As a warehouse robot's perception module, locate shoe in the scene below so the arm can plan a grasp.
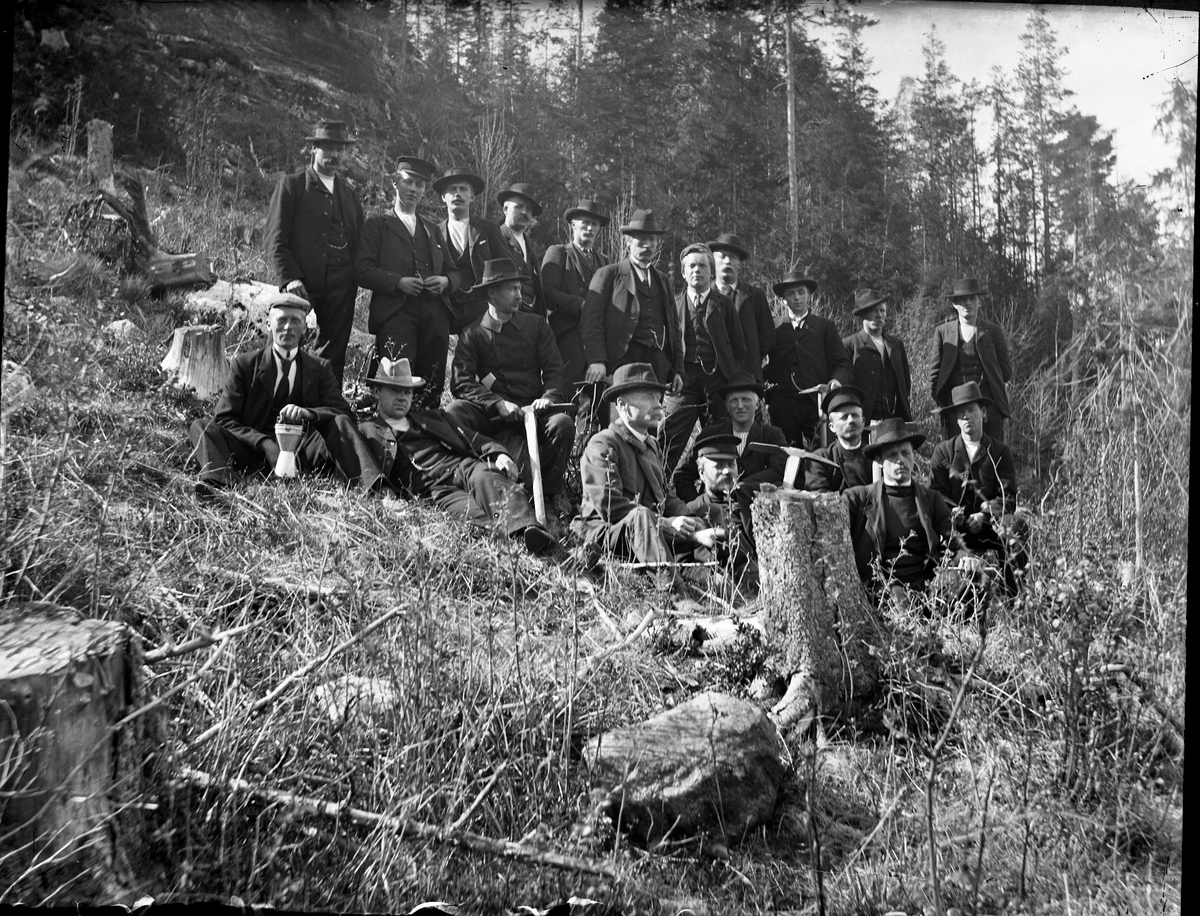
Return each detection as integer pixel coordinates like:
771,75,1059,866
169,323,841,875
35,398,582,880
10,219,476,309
194,476,228,500
521,525,556,556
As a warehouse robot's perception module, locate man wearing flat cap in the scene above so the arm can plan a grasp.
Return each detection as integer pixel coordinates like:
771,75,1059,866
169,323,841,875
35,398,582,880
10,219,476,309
188,295,373,495
805,386,874,493
764,270,853,448
435,167,509,332
357,357,556,555
843,288,912,428
355,155,461,409
496,183,545,315
581,209,683,399
447,258,573,509
264,119,365,385
708,232,776,381
541,199,610,384
683,432,757,584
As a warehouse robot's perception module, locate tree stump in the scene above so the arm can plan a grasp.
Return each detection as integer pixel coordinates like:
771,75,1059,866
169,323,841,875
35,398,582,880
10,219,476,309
86,119,117,196
161,324,229,400
751,489,885,728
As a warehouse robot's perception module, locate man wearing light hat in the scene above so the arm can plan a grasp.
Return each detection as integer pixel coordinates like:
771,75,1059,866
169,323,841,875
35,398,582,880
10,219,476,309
496,183,545,315
541,199,610,384
188,295,371,495
357,357,556,555
843,288,912,427
264,119,365,385
805,385,873,493
355,155,461,409
708,232,776,380
435,166,509,332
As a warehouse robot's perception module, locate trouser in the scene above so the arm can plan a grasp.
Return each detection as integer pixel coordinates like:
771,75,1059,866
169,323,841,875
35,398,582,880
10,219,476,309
429,463,540,536
308,263,358,385
443,400,574,498
661,363,729,479
587,505,678,565
765,392,820,449
373,296,453,410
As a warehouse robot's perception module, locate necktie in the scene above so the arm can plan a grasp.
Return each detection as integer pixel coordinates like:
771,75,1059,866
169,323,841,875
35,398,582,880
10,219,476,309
272,356,293,417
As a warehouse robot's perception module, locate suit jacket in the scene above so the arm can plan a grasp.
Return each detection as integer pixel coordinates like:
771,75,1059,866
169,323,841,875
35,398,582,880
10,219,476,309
843,329,913,424
450,310,567,409
357,410,510,492
541,243,606,381
929,434,1018,516
929,318,1012,417
844,479,958,584
498,224,544,315
355,212,462,335
265,167,365,291
724,283,776,380
442,215,509,332
675,288,747,380
765,313,854,399
673,419,788,500
805,440,873,493
213,347,352,453
581,259,683,380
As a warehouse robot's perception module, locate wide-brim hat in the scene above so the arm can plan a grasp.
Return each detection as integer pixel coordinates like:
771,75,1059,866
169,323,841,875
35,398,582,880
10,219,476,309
947,277,989,300
305,120,356,144
496,183,543,216
563,199,610,226
939,381,994,413
268,291,313,314
853,288,888,315
619,209,667,235
600,362,669,403
692,433,741,461
469,258,522,293
707,232,750,261
822,385,865,415
717,371,765,398
368,357,426,390
394,156,439,182
863,418,926,461
772,270,818,297
432,167,485,195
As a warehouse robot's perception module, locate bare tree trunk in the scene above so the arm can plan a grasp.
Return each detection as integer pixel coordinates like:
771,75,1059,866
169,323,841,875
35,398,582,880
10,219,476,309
784,3,799,250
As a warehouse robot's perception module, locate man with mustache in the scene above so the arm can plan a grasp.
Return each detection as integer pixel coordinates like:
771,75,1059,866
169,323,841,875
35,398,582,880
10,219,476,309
264,120,365,385
708,232,776,380
496,183,545,315
805,386,874,492
435,167,509,333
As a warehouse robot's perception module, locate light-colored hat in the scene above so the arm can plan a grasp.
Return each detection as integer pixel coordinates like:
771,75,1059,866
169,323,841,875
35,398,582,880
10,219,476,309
367,357,426,390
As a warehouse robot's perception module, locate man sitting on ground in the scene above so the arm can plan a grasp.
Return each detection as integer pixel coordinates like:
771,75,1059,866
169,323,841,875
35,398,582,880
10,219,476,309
684,433,757,585
805,386,873,492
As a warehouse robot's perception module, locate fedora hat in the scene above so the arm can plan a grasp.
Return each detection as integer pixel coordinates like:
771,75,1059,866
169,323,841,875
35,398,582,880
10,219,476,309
717,370,765,398
822,385,864,415
852,288,888,315
469,258,522,293
863,418,926,461
600,362,669,403
692,433,741,461
268,291,312,314
394,156,438,182
305,120,356,144
496,183,543,216
706,232,750,261
563,199,610,226
772,269,818,297
939,381,994,413
946,277,989,299
367,357,426,390
619,209,667,235
432,167,485,195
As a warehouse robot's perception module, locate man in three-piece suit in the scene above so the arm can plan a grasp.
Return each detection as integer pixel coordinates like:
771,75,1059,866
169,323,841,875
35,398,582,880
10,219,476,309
435,167,509,333
843,288,912,428
708,232,776,381
496,183,544,315
264,120,365,385
541,199,610,384
355,156,461,409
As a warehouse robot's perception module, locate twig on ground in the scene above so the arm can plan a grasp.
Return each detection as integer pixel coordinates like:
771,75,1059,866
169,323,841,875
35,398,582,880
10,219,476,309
449,762,509,833
143,621,257,662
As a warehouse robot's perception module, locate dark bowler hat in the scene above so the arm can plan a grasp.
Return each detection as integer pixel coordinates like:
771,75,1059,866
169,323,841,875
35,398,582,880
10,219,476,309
601,362,669,402
563,199,610,226
268,291,312,314
305,120,356,144
772,269,818,297
717,371,765,398
496,183,543,216
619,209,667,235
822,385,864,415
707,232,750,261
693,433,741,461
947,277,989,299
939,381,994,412
863,418,926,461
367,357,426,390
853,288,888,315
469,258,522,293
432,167,485,195
394,156,438,182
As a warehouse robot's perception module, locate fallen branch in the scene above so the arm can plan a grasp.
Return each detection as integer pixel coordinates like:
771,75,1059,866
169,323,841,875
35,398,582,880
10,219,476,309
177,767,617,878
143,622,257,663
448,762,509,833
195,563,351,601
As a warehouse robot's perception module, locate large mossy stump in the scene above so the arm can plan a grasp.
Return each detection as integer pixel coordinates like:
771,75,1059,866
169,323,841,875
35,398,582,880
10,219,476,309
752,489,885,727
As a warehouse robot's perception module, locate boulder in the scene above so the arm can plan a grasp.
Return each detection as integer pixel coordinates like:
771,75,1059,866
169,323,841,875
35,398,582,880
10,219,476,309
105,318,146,341
583,691,787,842
313,675,399,725
183,278,289,333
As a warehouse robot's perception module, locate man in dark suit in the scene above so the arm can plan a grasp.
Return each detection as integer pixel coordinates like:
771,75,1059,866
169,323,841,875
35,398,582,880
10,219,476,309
435,167,509,332
355,156,461,409
264,120,365,384
930,277,1012,441
843,288,912,428
188,295,372,495
496,183,544,315
541,199,610,385
709,232,776,381
683,433,757,585
358,357,555,555
805,386,874,493
764,270,854,448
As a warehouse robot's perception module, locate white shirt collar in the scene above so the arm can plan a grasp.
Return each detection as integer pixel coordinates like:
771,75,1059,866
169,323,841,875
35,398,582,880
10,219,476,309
790,309,810,328
394,207,418,234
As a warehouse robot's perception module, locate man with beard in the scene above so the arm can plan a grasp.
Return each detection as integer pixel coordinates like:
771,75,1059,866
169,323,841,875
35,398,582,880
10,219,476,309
496,183,544,315
541,199,610,384
684,432,757,585
708,232,776,380
435,166,509,332
805,386,874,492
843,288,912,428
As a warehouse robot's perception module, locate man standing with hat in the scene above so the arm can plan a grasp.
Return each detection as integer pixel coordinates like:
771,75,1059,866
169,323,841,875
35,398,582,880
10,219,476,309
805,385,874,493
930,278,1012,442
541,199,610,384
764,270,853,448
843,288,912,428
264,119,365,385
708,232,776,380
188,294,373,495
581,209,683,396
496,183,545,315
355,155,460,409
447,258,573,510
435,166,509,332
572,363,709,565
357,357,555,555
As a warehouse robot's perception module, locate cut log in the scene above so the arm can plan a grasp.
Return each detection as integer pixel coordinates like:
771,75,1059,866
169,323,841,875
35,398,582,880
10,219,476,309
161,324,228,400
751,489,885,728
86,119,117,197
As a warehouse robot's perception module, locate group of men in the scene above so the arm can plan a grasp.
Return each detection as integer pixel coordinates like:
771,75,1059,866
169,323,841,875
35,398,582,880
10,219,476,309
191,119,1024,600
